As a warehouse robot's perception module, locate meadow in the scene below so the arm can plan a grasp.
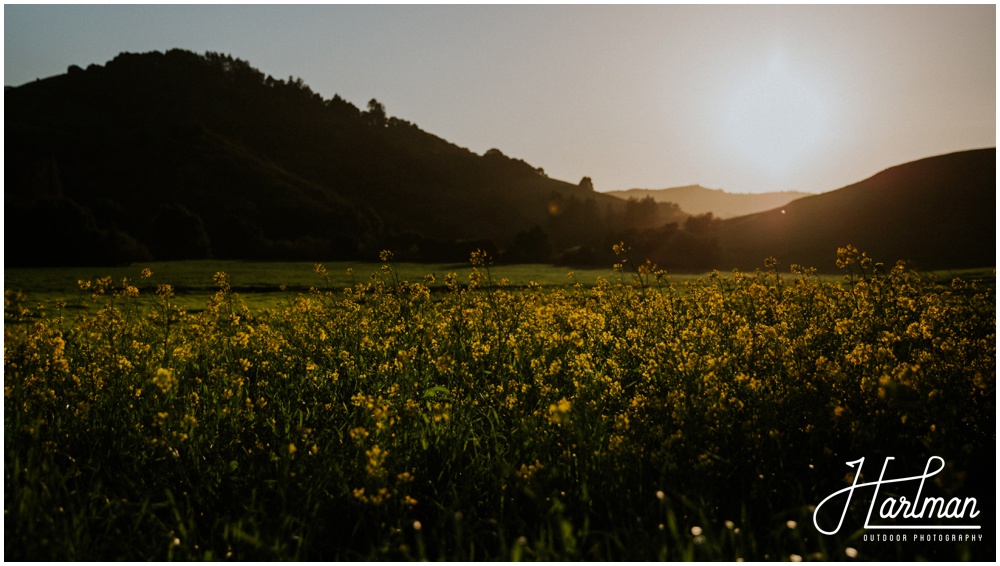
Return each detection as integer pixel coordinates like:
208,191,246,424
4,260,627,315
4,247,995,560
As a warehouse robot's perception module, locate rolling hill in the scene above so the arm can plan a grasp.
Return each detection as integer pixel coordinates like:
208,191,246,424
4,49,994,272
6,49,681,266
716,148,995,272
605,185,811,219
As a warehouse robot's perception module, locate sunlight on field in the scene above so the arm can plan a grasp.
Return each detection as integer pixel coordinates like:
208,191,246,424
4,249,995,560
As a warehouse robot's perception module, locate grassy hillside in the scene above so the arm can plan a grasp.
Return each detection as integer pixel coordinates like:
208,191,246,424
5,50,993,272
716,149,995,271
6,50,677,266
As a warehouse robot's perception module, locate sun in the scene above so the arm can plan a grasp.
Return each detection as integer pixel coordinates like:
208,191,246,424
720,61,833,183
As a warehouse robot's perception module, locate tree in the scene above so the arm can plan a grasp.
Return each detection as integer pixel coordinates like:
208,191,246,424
146,203,212,260
504,225,553,263
365,98,387,128
624,196,660,230
684,212,720,235
579,176,595,191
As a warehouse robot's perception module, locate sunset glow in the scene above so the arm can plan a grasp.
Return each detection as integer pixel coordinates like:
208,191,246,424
5,5,995,561
4,5,993,194
719,56,835,182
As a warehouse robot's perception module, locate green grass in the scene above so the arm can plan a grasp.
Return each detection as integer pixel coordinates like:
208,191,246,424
5,260,625,314
9,259,990,317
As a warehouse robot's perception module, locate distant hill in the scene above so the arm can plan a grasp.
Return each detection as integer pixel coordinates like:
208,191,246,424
4,50,993,272
716,148,995,272
6,49,684,266
605,185,811,219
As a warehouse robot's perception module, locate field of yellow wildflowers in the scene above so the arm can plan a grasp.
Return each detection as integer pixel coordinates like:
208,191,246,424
4,247,994,560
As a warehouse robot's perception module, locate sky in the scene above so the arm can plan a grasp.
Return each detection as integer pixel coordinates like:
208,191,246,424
4,4,995,194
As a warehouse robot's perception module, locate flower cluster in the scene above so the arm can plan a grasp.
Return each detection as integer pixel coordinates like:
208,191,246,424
4,248,993,561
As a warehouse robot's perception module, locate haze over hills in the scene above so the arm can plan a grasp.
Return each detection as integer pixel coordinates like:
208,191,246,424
4,49,995,272
605,186,812,219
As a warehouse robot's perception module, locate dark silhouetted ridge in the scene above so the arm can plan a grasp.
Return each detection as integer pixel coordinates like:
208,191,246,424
6,49,657,266
717,148,995,271
5,50,993,271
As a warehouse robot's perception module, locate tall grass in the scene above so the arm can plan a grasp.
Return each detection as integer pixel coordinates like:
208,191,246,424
4,247,994,560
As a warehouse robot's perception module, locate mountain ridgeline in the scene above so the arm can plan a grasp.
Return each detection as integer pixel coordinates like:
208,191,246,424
5,49,995,271
6,49,690,267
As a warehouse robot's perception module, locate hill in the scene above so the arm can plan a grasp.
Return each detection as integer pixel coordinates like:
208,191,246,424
605,185,811,219
5,49,685,266
5,50,993,272
716,148,995,271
